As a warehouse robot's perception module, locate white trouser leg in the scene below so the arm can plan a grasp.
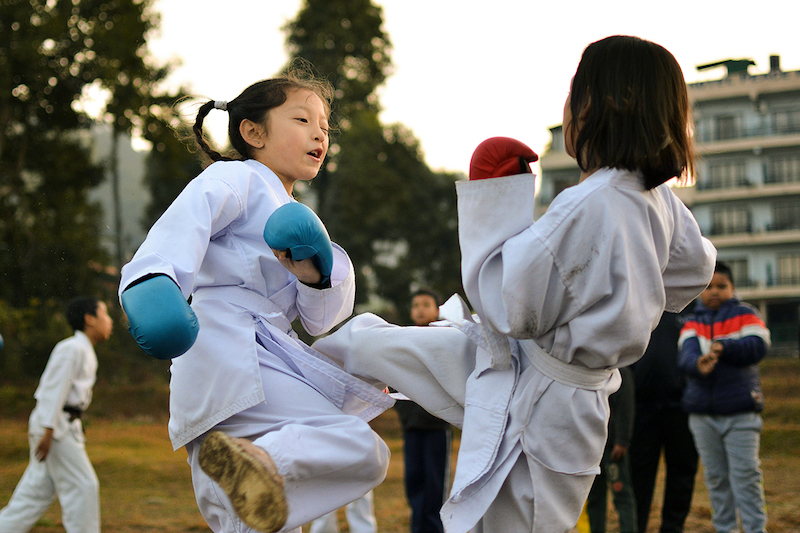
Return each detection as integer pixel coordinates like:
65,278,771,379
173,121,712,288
313,313,476,427
0,434,58,533
49,431,100,533
344,490,377,533
309,509,339,533
187,349,389,533
0,430,99,533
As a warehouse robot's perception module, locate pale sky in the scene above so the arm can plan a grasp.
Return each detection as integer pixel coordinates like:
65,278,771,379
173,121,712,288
148,0,800,175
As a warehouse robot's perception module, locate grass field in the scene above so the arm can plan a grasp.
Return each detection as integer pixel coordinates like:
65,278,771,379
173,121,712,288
0,357,797,532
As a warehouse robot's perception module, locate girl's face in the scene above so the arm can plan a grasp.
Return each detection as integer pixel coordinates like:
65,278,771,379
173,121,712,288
257,88,329,194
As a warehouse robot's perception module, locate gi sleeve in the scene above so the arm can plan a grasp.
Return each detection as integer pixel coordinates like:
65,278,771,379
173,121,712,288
662,192,716,313
295,243,356,336
456,174,569,339
34,341,79,430
119,169,245,298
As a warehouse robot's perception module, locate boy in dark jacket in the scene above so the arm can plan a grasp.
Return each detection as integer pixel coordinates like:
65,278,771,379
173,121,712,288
678,261,771,533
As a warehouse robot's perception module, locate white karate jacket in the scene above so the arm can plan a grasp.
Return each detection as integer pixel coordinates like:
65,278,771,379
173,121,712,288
441,168,716,530
119,160,391,450
30,330,97,442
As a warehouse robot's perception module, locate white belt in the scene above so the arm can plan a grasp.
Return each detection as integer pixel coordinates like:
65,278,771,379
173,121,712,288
519,339,613,390
192,285,294,333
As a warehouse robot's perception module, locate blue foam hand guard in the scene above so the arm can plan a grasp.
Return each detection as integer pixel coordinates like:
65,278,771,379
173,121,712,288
121,274,199,360
263,202,333,283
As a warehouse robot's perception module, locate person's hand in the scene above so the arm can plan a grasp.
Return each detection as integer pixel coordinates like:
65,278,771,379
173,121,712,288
710,341,724,358
611,444,628,461
697,351,719,376
35,429,54,462
469,137,538,180
271,249,323,286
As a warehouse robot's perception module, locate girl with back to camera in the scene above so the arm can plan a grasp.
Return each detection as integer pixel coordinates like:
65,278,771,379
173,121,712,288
118,65,393,533
314,35,717,532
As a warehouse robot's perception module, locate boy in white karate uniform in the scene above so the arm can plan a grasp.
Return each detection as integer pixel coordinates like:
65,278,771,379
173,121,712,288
0,297,113,533
314,36,717,533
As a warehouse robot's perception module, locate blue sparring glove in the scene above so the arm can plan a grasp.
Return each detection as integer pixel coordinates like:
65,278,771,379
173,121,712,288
263,202,333,284
121,274,199,360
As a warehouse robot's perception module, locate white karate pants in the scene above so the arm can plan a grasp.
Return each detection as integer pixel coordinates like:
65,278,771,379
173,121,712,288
314,313,612,533
309,490,377,533
185,348,390,533
0,429,100,533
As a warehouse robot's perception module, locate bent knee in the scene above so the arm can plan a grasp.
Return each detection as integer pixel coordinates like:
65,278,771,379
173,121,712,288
342,419,390,486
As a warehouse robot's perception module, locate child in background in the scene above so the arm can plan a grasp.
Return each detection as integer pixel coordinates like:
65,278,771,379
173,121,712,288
315,35,717,533
396,290,451,533
678,261,771,533
585,366,637,533
118,65,392,533
0,297,113,533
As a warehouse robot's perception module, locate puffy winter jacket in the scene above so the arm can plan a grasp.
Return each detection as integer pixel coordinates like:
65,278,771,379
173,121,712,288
678,297,770,415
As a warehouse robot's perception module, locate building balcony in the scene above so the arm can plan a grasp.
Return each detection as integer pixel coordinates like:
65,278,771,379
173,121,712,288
698,123,800,144
708,227,800,248
738,281,800,301
694,130,800,156
673,179,800,206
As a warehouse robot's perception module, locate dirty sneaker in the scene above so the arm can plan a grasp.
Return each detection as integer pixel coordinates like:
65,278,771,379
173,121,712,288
199,431,288,532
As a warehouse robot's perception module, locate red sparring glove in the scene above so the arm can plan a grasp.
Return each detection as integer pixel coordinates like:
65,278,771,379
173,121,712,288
469,137,539,180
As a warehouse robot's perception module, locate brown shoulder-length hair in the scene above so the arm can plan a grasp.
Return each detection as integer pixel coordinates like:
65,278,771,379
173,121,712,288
568,35,695,189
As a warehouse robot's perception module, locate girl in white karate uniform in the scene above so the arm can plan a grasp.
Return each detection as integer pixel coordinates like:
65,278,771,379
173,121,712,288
314,35,717,533
119,67,392,533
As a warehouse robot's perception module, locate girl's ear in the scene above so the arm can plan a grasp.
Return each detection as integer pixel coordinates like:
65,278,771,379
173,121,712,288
239,119,266,149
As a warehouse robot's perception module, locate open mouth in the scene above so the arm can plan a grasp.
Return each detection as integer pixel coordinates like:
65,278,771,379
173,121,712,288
308,149,322,159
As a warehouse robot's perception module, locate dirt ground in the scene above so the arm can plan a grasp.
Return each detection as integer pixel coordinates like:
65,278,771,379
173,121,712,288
0,357,797,532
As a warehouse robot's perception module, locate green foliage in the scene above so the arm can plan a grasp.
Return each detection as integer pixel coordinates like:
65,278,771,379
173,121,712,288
285,0,464,320
140,105,205,228
0,0,182,379
284,0,392,115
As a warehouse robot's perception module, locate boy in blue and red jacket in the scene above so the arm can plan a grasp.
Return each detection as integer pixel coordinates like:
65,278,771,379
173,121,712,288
678,261,770,533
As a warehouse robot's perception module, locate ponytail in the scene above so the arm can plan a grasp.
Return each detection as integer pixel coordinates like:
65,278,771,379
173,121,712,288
191,61,334,163
192,100,234,162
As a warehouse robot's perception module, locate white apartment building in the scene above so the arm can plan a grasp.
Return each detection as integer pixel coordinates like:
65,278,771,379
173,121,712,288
537,55,800,354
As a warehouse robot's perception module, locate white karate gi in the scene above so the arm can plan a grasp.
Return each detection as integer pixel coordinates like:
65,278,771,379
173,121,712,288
119,160,393,532
0,330,100,533
315,169,716,533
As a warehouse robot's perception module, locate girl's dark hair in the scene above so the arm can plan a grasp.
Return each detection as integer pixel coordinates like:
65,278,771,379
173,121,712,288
66,297,99,331
568,35,695,189
193,61,334,162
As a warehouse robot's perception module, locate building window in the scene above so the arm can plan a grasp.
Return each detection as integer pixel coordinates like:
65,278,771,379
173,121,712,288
715,115,739,140
702,159,748,190
725,258,752,287
711,205,750,235
777,254,800,286
771,202,800,231
765,153,800,184
539,168,580,205
774,108,800,134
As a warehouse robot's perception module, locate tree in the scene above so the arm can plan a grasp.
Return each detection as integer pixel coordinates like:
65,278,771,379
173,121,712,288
140,104,205,229
0,0,176,379
284,0,463,320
